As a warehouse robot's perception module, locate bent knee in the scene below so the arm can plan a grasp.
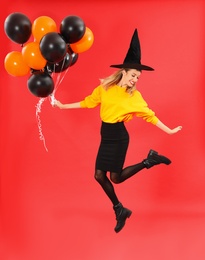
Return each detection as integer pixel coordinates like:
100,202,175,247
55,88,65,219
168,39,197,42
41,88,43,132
110,173,121,184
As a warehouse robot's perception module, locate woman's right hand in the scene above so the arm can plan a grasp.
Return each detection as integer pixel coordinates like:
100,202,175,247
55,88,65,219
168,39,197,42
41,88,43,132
53,100,64,109
52,101,81,109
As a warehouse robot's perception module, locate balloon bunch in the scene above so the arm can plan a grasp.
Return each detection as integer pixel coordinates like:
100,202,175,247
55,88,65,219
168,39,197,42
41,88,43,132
4,12,94,98
4,12,94,151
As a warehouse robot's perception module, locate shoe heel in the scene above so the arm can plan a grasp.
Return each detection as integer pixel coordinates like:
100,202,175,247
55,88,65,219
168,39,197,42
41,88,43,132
150,149,158,156
127,210,132,218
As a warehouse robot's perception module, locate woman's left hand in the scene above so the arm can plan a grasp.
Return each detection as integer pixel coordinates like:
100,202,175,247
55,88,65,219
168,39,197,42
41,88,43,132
156,120,182,134
169,126,182,134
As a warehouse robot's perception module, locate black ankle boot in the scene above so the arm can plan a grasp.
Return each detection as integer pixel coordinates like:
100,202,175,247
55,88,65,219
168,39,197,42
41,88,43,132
113,202,132,233
143,149,171,169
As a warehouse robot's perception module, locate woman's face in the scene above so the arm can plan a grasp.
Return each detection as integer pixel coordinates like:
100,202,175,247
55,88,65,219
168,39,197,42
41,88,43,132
121,69,141,87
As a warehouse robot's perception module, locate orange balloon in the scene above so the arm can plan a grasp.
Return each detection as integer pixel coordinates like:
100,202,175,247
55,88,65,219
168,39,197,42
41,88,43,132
32,16,57,42
70,27,94,53
22,42,47,70
4,51,30,77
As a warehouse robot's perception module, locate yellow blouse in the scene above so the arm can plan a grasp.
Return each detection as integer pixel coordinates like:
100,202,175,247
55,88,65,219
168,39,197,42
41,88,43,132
80,85,159,125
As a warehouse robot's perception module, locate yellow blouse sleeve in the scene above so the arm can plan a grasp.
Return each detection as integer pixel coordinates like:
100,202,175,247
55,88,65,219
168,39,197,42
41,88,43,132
135,91,159,125
80,86,101,108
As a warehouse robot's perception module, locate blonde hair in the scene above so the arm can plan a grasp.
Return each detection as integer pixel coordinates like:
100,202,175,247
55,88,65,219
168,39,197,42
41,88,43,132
100,68,136,95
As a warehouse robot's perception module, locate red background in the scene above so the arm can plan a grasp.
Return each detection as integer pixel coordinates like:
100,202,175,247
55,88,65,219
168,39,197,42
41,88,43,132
1,0,205,259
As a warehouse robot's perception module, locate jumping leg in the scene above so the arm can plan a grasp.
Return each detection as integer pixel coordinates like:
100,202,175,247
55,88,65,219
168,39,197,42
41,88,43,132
94,169,119,206
94,169,132,233
110,149,171,184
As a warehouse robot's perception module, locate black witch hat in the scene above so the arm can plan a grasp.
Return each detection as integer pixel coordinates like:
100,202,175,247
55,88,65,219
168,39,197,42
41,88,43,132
110,29,154,71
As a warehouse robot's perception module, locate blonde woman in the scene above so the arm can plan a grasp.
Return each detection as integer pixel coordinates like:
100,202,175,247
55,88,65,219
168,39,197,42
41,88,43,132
53,30,182,233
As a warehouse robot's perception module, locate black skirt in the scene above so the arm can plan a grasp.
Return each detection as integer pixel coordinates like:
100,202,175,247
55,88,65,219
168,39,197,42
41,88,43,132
95,121,129,173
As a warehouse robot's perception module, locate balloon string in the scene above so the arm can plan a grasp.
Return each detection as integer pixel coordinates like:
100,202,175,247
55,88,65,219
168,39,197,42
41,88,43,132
57,67,69,87
37,63,68,150
35,98,48,152
49,58,71,104
53,56,70,90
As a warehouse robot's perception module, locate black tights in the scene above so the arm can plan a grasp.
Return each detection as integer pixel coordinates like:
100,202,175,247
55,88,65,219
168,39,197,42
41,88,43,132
94,162,145,206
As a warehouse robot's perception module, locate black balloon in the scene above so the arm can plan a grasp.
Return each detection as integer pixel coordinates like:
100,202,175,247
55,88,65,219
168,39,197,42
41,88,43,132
47,51,79,73
46,54,70,73
4,12,32,44
40,32,67,63
60,15,85,44
27,72,54,97
67,47,78,66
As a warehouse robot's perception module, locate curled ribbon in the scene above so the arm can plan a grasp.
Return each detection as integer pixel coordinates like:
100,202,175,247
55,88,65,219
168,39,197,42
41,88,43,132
35,98,48,152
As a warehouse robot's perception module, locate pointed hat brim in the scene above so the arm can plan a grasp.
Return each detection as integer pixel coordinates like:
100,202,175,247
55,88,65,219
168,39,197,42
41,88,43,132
110,63,154,71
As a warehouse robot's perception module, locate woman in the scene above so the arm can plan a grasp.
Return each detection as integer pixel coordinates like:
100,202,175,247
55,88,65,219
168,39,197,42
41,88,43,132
53,29,182,233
